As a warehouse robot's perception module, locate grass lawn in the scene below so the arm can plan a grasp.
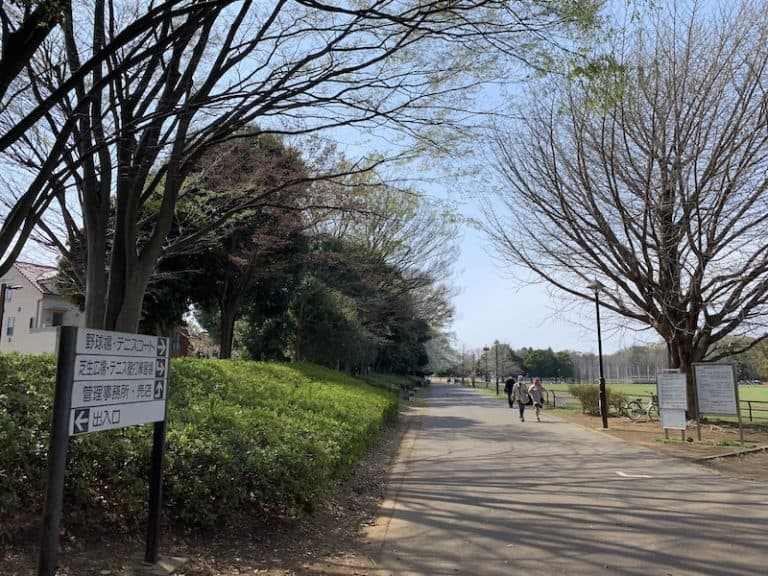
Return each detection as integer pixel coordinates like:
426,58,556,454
548,381,768,423
547,382,768,400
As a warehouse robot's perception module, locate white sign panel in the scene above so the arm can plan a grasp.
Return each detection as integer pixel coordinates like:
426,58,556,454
67,328,170,436
74,355,167,381
76,328,168,358
661,408,686,430
71,379,166,408
657,371,687,410
69,401,166,435
694,363,738,415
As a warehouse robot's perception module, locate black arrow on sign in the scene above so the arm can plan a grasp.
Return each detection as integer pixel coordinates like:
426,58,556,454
157,337,168,356
73,408,90,434
155,359,166,378
154,380,164,399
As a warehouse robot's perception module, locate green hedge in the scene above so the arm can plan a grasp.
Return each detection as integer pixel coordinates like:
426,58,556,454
567,383,627,416
0,354,398,533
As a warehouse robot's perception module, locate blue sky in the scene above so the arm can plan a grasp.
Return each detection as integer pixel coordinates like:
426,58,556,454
449,227,621,355
446,200,659,356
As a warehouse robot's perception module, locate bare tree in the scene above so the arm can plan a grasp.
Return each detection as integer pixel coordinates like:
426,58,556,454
0,2,231,269
484,2,768,412
0,1,63,102
2,0,603,332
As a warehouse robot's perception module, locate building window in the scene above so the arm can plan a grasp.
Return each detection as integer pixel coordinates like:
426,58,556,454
51,311,64,327
6,316,15,336
29,317,36,329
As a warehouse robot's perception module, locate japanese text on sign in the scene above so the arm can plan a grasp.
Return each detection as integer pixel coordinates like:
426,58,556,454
76,356,159,379
694,363,738,415
657,371,687,410
69,401,166,435
74,355,168,381
75,328,168,358
71,379,165,408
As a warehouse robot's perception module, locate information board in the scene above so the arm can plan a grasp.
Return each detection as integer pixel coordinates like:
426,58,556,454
67,328,170,435
694,363,738,415
661,409,686,430
657,370,687,410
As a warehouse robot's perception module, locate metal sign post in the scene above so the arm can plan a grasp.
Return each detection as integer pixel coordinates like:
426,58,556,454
38,327,77,576
145,406,169,563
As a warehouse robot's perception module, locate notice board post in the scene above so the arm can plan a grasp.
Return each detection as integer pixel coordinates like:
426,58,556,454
693,363,744,445
657,370,687,442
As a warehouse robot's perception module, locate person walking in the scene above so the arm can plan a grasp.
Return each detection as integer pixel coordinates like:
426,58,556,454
528,377,547,422
512,376,531,421
504,377,515,408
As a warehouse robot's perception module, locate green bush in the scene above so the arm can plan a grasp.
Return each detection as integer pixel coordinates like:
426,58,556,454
0,354,398,533
362,373,422,393
0,354,58,515
610,390,629,414
567,383,627,416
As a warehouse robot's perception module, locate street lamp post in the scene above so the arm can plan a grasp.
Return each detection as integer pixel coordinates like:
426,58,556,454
482,346,490,388
494,343,500,396
587,279,609,429
0,283,22,351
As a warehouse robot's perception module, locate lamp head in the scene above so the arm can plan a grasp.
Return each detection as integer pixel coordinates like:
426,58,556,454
586,278,604,293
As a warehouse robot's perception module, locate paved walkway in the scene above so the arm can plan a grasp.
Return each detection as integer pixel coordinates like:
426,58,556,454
365,382,768,575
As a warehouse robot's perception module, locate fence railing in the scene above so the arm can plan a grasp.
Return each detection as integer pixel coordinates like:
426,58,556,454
550,392,768,422
744,400,768,422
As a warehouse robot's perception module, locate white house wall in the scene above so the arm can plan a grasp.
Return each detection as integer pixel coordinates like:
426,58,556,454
1,267,84,355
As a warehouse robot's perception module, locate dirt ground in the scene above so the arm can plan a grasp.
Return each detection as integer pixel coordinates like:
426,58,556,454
554,409,768,482
3,398,767,576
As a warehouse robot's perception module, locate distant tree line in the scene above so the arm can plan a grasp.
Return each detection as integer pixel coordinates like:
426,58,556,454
446,337,768,384
448,343,575,382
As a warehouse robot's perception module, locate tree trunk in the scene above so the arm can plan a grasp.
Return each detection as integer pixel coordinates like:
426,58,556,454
83,237,107,328
668,337,701,418
219,306,236,359
218,280,245,359
294,295,305,363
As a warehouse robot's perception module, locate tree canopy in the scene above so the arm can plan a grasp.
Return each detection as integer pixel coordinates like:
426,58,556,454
1,0,604,335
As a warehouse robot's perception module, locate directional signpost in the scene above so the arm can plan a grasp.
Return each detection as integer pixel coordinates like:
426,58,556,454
39,327,172,576
69,329,169,435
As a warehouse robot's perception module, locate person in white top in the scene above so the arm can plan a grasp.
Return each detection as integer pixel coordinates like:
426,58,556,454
527,377,547,422
511,376,531,421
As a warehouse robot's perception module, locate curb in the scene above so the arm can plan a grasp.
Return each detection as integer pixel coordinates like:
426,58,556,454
692,444,768,461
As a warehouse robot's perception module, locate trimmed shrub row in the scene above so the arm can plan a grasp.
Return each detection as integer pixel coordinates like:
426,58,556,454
0,354,398,533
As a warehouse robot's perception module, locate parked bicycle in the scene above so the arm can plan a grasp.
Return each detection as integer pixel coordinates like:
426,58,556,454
622,394,659,422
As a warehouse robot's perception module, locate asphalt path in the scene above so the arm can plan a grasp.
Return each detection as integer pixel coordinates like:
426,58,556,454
366,381,768,575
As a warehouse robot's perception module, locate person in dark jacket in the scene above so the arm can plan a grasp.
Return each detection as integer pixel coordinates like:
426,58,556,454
504,377,516,408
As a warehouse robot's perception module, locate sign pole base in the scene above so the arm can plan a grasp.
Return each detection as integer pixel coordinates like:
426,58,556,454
128,554,189,576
